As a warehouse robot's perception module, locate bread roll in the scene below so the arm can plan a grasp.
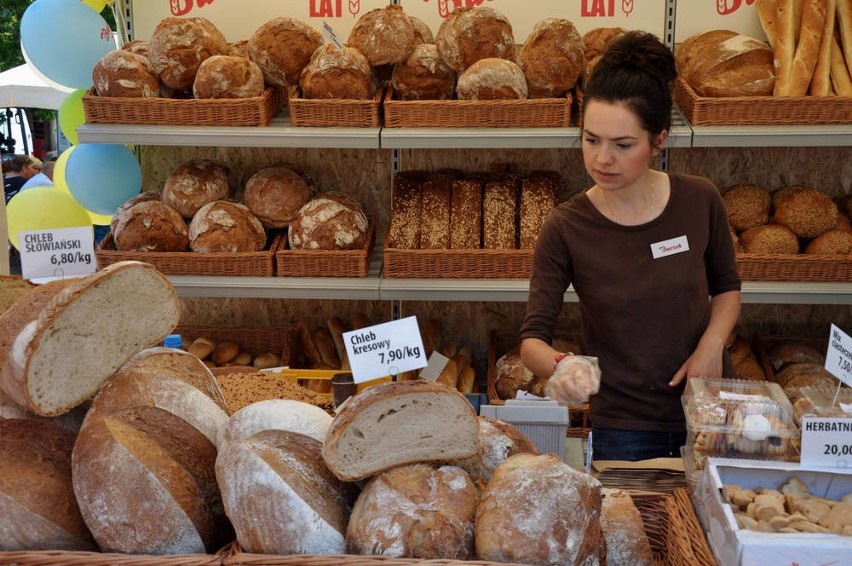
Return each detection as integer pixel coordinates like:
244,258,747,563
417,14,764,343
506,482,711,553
188,336,217,359
391,43,456,100
805,228,852,254
348,5,416,66
212,341,240,365
217,430,354,555
148,17,227,91
601,489,653,566
436,7,515,73
722,183,771,231
456,58,528,100
219,399,333,447
288,196,369,251
739,224,800,254
347,464,478,559
519,18,584,98
483,175,518,249
419,174,452,249
452,416,540,484
0,262,179,416
299,44,376,100
244,166,312,229
475,453,605,565
388,171,424,249
774,187,838,238
321,381,479,481
193,54,264,99
92,49,159,98
163,159,230,220
0,419,96,551
676,30,775,96
189,200,267,253
252,352,281,370
111,199,189,252
248,17,324,88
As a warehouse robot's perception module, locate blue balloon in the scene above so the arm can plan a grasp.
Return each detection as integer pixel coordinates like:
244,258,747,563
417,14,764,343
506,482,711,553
20,0,115,91
65,144,142,215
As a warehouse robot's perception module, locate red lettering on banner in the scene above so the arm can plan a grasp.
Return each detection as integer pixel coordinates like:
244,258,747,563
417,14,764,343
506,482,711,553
169,0,215,17
717,0,756,16
582,0,616,17
430,0,490,19
349,0,358,17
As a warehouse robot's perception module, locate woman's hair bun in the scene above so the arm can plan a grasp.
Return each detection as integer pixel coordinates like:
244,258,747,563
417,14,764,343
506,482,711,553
597,30,677,87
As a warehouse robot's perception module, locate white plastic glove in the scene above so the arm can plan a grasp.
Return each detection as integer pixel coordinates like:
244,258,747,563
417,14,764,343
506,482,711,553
544,355,601,405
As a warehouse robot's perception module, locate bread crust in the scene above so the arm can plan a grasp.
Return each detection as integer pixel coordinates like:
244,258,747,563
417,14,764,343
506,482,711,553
112,199,189,252
436,7,515,73
247,17,323,88
163,159,230,220
519,18,584,98
456,58,528,100
300,44,376,100
148,17,226,91
347,5,416,66
244,167,311,229
391,43,456,101
189,201,267,253
93,49,159,98
193,55,264,99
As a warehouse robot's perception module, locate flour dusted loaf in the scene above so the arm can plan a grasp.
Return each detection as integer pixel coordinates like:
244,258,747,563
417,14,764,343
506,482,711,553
476,453,605,565
92,49,159,98
322,381,480,481
0,419,95,551
299,44,376,99
409,15,434,44
243,166,312,229
219,399,333,447
111,197,189,252
391,43,456,100
676,30,775,96
193,54,264,99
248,17,324,88
456,58,528,100
601,489,653,566
0,262,179,416
189,200,267,253
216,429,354,555
347,464,478,559
288,195,369,251
348,5,416,66
148,17,227,91
436,7,515,73
582,27,625,84
452,416,540,485
163,159,231,219
72,348,232,554
519,18,584,98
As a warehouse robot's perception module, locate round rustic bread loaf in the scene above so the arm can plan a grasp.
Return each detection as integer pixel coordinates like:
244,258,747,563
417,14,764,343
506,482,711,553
391,43,456,100
409,15,434,44
228,40,250,59
675,30,774,96
163,159,230,219
347,464,478,559
189,200,266,253
110,191,162,235
519,18,584,98
774,187,838,239
219,399,333,447
436,6,515,73
348,5,416,66
456,57,528,100
288,196,369,250
768,342,825,371
493,346,534,399
193,55,264,99
581,27,625,85
739,224,800,254
122,39,150,58
111,199,189,252
148,17,227,91
92,49,159,98
248,17,324,88
299,44,376,99
805,228,852,254
243,166,312,228
722,184,771,231
452,416,540,485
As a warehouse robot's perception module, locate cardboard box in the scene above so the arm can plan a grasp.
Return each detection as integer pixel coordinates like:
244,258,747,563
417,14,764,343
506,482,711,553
480,399,568,461
694,458,852,566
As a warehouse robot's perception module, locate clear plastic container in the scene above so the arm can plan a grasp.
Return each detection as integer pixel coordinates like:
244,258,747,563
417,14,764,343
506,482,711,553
682,378,799,462
790,385,852,425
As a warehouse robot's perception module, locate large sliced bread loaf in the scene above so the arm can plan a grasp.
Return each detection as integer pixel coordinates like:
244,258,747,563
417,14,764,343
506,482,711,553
322,380,480,481
219,398,333,447
1,261,180,416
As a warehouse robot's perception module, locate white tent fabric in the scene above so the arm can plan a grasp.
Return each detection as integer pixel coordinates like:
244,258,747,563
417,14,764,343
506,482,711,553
0,64,68,110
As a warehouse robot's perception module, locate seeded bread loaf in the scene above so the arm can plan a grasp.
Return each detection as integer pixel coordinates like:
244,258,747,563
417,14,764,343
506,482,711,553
449,177,483,249
388,171,424,249
519,172,561,249
419,174,452,249
483,175,517,249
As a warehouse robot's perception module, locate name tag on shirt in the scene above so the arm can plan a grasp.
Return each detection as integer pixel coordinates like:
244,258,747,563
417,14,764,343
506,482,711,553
651,235,689,259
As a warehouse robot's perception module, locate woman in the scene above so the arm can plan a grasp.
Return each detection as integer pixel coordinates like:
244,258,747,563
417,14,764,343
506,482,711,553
519,31,741,461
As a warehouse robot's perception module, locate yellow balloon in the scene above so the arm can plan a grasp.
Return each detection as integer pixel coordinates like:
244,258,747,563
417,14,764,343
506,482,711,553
81,0,110,12
53,146,112,225
59,89,87,146
7,186,93,250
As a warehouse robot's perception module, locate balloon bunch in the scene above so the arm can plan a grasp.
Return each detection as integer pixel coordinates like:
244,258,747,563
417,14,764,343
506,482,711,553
8,0,140,250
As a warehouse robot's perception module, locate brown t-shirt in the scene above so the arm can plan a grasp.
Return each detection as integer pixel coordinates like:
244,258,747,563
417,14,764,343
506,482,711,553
520,173,741,431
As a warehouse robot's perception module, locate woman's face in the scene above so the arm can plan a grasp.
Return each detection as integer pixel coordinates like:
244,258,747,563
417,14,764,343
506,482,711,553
581,100,665,192
23,162,40,179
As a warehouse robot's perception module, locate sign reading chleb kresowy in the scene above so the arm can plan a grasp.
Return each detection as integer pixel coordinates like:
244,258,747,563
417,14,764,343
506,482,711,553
343,316,427,383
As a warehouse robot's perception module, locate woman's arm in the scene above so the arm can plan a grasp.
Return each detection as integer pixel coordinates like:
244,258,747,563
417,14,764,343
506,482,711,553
520,337,564,380
669,289,741,386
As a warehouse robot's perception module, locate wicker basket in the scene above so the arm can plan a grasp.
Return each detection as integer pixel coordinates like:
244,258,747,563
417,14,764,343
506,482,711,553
82,87,282,127
674,78,852,126
736,252,852,281
383,87,572,128
96,232,281,277
276,221,376,277
175,325,299,366
288,87,383,128
671,488,718,566
382,244,534,279
751,333,829,384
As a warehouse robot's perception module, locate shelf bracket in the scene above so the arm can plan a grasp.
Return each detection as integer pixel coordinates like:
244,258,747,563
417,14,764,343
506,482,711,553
390,299,402,320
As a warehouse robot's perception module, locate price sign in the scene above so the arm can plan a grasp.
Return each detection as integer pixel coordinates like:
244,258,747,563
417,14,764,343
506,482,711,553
800,417,852,468
19,227,96,279
343,316,427,383
826,324,852,388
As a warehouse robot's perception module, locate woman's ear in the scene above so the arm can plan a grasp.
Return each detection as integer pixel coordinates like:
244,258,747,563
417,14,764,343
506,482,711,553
651,129,669,155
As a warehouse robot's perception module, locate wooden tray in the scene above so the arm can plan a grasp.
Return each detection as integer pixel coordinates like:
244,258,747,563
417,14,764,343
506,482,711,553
276,221,375,277
382,244,534,279
288,87,383,128
736,252,852,282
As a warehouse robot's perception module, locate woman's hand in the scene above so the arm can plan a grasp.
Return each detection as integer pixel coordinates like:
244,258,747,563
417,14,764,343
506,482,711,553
669,340,724,387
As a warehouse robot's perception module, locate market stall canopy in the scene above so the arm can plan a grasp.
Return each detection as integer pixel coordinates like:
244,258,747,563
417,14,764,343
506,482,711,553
0,64,68,110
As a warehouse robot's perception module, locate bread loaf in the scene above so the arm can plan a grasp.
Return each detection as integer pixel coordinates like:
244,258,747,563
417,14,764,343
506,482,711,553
322,381,480,481
452,416,540,484
475,453,605,565
163,159,230,220
493,347,534,399
830,32,852,95
449,177,483,249
582,27,626,84
299,44,376,100
456,58,528,100
0,262,180,416
348,5,416,66
122,39,150,58
314,327,341,369
347,464,478,559
519,172,561,249
809,0,836,96
774,186,838,238
391,43,456,100
244,166,312,229
247,17,323,88
110,191,162,233
739,224,800,254
769,341,825,371
148,17,227,91
601,489,653,566
419,174,452,249
774,0,798,95
92,49,159,98
0,419,96,551
388,171,424,249
193,55,264,99
676,30,775,96
288,196,369,251
436,7,515,73
219,399,333,446
519,18,584,98
111,198,189,252
409,15,434,44
789,0,829,96
483,175,518,249
189,200,267,253
326,316,351,371
722,183,771,231
805,228,852,254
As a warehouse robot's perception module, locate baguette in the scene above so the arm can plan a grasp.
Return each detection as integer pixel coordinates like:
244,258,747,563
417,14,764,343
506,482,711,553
457,365,476,394
809,0,836,95
789,0,828,95
435,358,459,389
838,0,852,77
774,0,798,95
314,327,341,369
297,320,321,366
830,33,852,95
756,0,780,49
327,316,350,371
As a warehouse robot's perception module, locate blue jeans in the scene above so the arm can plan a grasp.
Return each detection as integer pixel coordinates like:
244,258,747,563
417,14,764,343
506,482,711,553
591,426,686,462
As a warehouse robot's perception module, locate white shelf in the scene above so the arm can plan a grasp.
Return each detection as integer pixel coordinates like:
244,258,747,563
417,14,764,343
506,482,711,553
689,124,852,148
